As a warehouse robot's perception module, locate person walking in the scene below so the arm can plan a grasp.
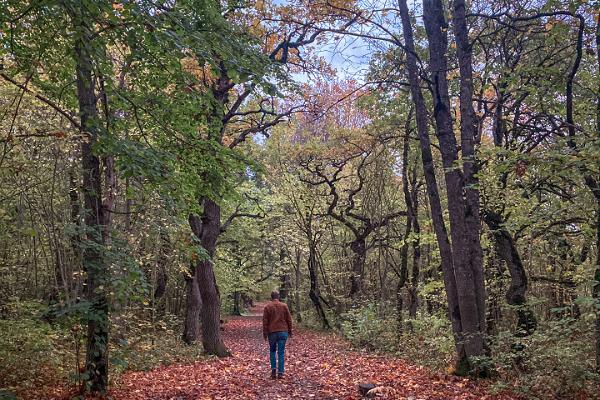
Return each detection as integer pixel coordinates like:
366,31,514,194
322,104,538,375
262,290,293,379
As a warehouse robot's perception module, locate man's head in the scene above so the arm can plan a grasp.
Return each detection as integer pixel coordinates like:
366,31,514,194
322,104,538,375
271,290,280,301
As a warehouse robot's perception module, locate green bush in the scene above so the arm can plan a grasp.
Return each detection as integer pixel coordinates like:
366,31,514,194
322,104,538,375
341,304,396,350
394,313,455,371
0,300,208,396
110,310,207,374
337,303,599,398
490,316,600,399
0,300,73,392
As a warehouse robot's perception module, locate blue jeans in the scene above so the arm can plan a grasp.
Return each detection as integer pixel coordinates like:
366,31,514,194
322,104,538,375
268,331,288,374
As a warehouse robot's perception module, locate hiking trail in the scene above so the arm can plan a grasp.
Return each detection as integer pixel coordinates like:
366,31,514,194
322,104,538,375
111,303,516,399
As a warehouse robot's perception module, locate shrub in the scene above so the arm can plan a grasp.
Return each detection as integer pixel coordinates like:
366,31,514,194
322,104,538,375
490,316,600,399
0,300,73,394
341,304,396,351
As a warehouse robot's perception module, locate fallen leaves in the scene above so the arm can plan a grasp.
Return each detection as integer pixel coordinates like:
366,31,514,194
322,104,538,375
35,303,520,399
106,303,519,399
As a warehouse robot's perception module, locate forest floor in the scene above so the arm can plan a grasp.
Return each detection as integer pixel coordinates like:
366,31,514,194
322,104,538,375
108,302,518,400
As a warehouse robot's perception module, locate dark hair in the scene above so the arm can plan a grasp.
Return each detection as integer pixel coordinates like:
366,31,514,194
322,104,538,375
271,290,280,300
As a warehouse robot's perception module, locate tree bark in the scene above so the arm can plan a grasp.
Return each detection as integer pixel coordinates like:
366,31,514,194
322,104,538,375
308,241,329,328
409,172,421,319
295,248,302,322
232,291,242,316
594,197,600,371
280,273,292,309
349,237,367,301
154,229,169,315
193,198,230,356
422,0,486,373
483,210,536,335
68,171,82,297
451,0,486,338
398,0,463,363
182,265,201,344
70,6,109,392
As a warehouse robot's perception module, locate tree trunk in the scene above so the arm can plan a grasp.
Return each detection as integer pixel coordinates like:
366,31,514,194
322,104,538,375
409,173,421,319
401,126,420,321
308,241,329,328
71,6,109,392
280,273,292,309
423,0,486,373
68,171,82,297
154,229,169,315
194,198,230,356
349,237,366,301
396,280,404,336
232,291,242,316
295,248,302,322
183,265,201,344
398,0,463,364
483,210,536,335
452,0,487,344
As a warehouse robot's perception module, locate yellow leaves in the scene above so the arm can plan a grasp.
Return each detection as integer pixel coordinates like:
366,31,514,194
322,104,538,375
180,57,216,90
112,2,124,12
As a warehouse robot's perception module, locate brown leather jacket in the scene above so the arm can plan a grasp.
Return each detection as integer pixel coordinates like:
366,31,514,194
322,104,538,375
262,300,293,338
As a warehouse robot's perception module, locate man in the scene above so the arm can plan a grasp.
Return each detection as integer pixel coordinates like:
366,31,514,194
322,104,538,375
262,290,293,379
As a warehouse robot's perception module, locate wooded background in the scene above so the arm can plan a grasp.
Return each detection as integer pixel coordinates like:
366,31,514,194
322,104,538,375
0,0,599,398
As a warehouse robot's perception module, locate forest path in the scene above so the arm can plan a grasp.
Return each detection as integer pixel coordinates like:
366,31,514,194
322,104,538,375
111,302,515,400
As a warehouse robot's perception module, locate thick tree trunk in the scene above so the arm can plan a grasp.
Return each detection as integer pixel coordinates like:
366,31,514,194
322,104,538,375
398,0,463,362
71,8,109,392
423,0,486,373
349,237,367,301
182,266,201,344
452,0,487,339
453,0,486,340
194,198,230,356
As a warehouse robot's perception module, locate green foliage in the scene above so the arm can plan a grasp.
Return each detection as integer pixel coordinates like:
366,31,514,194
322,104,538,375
338,304,455,370
111,311,207,373
491,318,600,399
0,300,73,392
340,304,397,351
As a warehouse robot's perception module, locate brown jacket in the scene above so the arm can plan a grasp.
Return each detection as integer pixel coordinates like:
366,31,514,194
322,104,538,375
262,300,293,337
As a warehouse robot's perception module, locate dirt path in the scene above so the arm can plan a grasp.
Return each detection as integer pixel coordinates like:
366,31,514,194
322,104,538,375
111,303,516,399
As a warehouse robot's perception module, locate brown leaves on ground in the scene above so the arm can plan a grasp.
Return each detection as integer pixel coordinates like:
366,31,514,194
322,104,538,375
107,303,518,400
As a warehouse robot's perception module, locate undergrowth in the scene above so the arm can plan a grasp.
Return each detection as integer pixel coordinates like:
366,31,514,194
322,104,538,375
308,302,600,399
0,299,206,398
